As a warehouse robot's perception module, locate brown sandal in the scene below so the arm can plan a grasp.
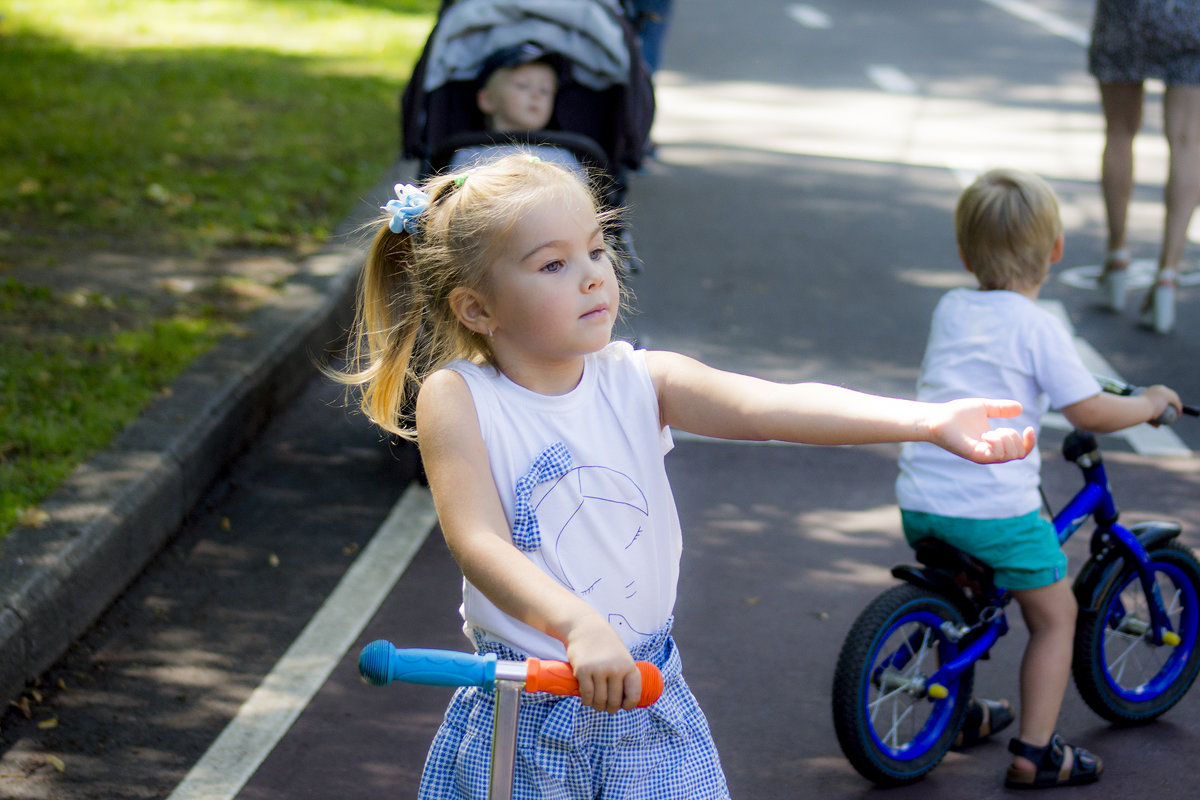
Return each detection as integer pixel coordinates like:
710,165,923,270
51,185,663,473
1004,734,1102,789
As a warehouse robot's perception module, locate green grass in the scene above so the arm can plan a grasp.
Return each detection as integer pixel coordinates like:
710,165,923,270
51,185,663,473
0,0,438,538
1,0,437,252
0,277,234,533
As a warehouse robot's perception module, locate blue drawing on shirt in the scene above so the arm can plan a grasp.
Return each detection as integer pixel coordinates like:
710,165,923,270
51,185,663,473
525,460,653,636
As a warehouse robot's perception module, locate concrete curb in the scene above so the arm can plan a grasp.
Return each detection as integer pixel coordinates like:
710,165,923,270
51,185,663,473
0,242,366,709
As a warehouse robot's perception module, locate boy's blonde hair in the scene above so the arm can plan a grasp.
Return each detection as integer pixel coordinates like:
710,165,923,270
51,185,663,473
955,168,1062,291
336,154,621,439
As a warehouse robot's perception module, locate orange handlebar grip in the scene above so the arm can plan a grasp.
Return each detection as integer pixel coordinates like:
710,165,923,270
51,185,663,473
524,659,664,707
524,658,578,696
635,661,664,706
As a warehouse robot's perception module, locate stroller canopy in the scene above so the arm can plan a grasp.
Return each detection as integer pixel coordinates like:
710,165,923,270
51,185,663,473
423,0,630,92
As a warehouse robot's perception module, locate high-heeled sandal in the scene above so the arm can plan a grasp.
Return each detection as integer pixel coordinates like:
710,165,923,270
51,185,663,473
1139,268,1178,334
1097,249,1130,312
1004,734,1103,789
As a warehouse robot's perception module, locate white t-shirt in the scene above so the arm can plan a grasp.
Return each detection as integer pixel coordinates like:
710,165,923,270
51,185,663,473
446,341,682,659
896,289,1100,519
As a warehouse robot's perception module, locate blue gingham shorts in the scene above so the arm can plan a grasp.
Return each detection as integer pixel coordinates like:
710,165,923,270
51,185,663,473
417,622,731,800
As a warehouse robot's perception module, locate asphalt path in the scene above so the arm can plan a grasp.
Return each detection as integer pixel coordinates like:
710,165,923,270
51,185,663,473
3,0,1200,798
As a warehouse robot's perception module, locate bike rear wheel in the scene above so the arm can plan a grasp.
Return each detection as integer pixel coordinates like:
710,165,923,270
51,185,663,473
1074,542,1200,724
832,583,973,785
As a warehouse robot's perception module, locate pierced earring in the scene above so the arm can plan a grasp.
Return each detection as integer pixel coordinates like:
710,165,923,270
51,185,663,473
486,327,494,338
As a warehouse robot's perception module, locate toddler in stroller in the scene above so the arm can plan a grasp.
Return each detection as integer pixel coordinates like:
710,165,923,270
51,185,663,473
400,0,654,267
447,42,586,178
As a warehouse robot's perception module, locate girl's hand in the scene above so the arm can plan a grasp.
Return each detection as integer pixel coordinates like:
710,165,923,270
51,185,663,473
927,398,1036,464
563,616,641,713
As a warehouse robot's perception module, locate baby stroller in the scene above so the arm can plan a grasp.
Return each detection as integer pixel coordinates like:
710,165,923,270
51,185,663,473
400,0,655,267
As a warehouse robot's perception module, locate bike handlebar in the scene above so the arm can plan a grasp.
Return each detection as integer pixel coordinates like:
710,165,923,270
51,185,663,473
1095,375,1199,425
358,640,664,707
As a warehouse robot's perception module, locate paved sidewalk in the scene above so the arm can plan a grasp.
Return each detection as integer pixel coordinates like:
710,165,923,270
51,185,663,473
0,167,407,709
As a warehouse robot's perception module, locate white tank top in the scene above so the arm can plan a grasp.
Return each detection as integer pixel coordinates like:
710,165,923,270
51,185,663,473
446,341,682,659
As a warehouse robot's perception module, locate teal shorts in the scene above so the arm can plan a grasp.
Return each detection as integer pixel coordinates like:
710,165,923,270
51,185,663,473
900,509,1067,591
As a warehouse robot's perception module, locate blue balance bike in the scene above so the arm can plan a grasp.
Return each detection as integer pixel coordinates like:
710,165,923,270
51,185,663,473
831,380,1200,785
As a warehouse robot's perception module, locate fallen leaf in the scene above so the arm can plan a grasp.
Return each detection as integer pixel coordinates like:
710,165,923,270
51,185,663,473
17,507,50,529
37,717,58,730
220,517,231,531
44,754,65,772
268,553,280,568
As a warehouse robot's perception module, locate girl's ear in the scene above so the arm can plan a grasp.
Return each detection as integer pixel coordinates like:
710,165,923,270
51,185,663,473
449,286,495,336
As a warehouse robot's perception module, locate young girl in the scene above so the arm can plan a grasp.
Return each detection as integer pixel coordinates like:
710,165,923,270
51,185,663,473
338,154,1036,799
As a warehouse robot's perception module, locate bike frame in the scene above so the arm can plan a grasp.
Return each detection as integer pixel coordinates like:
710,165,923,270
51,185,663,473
917,432,1179,694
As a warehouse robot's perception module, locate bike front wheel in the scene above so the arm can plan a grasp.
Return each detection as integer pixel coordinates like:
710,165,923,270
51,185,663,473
1074,542,1200,724
832,583,974,785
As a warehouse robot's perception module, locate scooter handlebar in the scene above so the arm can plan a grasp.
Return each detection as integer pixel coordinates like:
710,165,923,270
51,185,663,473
358,641,664,707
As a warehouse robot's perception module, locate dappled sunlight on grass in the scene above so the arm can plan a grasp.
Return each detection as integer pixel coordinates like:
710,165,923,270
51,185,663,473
6,0,432,66
1,0,436,252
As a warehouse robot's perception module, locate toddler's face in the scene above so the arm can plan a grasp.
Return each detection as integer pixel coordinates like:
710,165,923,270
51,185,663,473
478,62,557,132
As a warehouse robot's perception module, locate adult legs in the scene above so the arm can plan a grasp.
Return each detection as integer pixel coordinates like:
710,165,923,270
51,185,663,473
1009,579,1080,773
628,0,673,74
1097,83,1144,311
1100,82,1145,256
1158,85,1200,274
1139,85,1200,331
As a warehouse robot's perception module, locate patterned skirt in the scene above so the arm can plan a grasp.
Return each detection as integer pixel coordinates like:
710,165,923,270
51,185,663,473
1089,0,1200,85
416,622,730,800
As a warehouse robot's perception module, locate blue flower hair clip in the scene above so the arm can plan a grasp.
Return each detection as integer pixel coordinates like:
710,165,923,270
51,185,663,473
383,183,429,235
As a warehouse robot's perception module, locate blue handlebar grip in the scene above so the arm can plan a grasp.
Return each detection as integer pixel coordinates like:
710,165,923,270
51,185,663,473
358,640,498,688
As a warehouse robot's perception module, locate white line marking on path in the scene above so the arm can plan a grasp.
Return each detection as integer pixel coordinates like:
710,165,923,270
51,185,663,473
978,0,1089,47
165,484,438,800
867,64,918,95
787,4,831,29
1060,260,1200,291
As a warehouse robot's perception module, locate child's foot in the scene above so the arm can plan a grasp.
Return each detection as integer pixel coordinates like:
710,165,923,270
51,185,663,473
1004,734,1102,789
951,697,1013,749
1139,268,1178,334
1097,249,1130,312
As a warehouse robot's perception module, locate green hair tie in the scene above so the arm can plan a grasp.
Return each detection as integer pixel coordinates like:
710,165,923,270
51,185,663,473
453,173,470,188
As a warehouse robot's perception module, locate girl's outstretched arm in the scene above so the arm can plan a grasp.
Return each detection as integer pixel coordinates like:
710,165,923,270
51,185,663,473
646,351,1035,463
416,369,643,713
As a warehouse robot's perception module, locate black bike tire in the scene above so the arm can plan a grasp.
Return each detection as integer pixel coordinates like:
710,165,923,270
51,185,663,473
1074,542,1200,724
832,583,974,785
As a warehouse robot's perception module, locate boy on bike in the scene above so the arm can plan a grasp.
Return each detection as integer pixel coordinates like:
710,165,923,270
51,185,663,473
896,168,1180,789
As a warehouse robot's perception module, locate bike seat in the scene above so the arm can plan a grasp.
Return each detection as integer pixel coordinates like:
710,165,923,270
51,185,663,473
912,537,997,588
